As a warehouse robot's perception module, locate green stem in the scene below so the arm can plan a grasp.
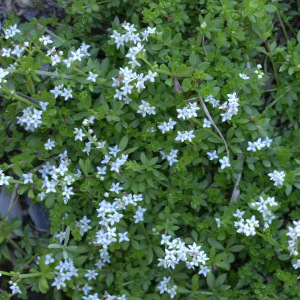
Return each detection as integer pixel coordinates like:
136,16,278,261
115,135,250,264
140,57,174,77
276,10,289,43
37,23,65,43
256,232,282,249
140,223,152,245
0,271,13,276
264,40,279,86
83,0,111,8
278,10,297,38
19,272,43,278
7,238,26,256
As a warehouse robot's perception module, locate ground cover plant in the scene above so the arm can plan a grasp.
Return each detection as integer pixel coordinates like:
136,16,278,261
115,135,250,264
0,0,300,299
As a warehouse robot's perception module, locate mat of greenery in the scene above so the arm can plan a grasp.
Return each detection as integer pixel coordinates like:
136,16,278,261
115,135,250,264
0,0,300,299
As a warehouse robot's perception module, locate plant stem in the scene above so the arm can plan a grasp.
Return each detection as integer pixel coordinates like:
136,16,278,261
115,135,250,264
276,10,289,43
140,223,152,245
0,271,13,276
19,272,43,279
264,40,279,86
7,238,26,256
256,232,283,249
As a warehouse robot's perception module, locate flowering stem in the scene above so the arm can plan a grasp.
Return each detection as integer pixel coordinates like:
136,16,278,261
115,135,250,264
256,232,283,249
37,23,66,43
19,272,43,278
3,68,72,79
0,271,13,276
0,86,40,108
140,57,174,77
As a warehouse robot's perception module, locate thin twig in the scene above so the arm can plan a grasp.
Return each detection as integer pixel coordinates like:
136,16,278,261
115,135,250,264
202,37,208,57
230,154,244,203
192,95,230,158
2,184,19,223
16,93,40,105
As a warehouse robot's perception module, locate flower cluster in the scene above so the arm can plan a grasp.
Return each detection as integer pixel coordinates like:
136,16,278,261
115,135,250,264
175,130,195,143
93,194,144,267
77,216,92,236
160,149,179,166
111,22,157,104
9,281,21,295
4,24,21,39
137,100,156,117
16,106,44,131
176,102,200,120
219,92,239,122
287,220,300,257
158,235,209,274
251,196,278,229
157,277,177,299
158,118,177,134
0,168,11,186
0,68,9,88
50,84,73,101
247,137,273,151
46,42,90,68
37,150,76,203
234,214,259,236
51,259,78,290
110,21,156,49
268,170,286,186
204,95,220,108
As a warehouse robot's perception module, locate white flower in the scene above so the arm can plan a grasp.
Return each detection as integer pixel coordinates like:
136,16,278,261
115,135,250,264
61,88,73,101
44,139,56,150
9,281,21,295
239,73,250,80
108,145,121,158
268,170,285,186
203,118,212,128
110,182,123,194
118,232,129,242
84,269,98,280
207,150,218,160
87,72,99,82
50,54,61,66
39,35,53,46
45,254,55,265
23,173,33,184
233,209,245,219
219,156,230,169
198,265,210,277
73,128,86,141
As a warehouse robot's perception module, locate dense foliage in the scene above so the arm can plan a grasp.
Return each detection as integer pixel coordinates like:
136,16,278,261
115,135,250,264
0,0,300,299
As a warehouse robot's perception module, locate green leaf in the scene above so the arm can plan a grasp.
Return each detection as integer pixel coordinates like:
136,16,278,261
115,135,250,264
208,238,224,250
140,153,148,165
265,4,277,13
174,64,194,78
38,277,49,293
119,135,129,151
228,245,245,252
189,52,198,68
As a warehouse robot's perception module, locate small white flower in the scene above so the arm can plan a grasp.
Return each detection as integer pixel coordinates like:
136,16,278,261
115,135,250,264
219,156,231,169
23,173,33,184
44,139,56,150
239,73,250,80
87,71,99,82
207,150,218,160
